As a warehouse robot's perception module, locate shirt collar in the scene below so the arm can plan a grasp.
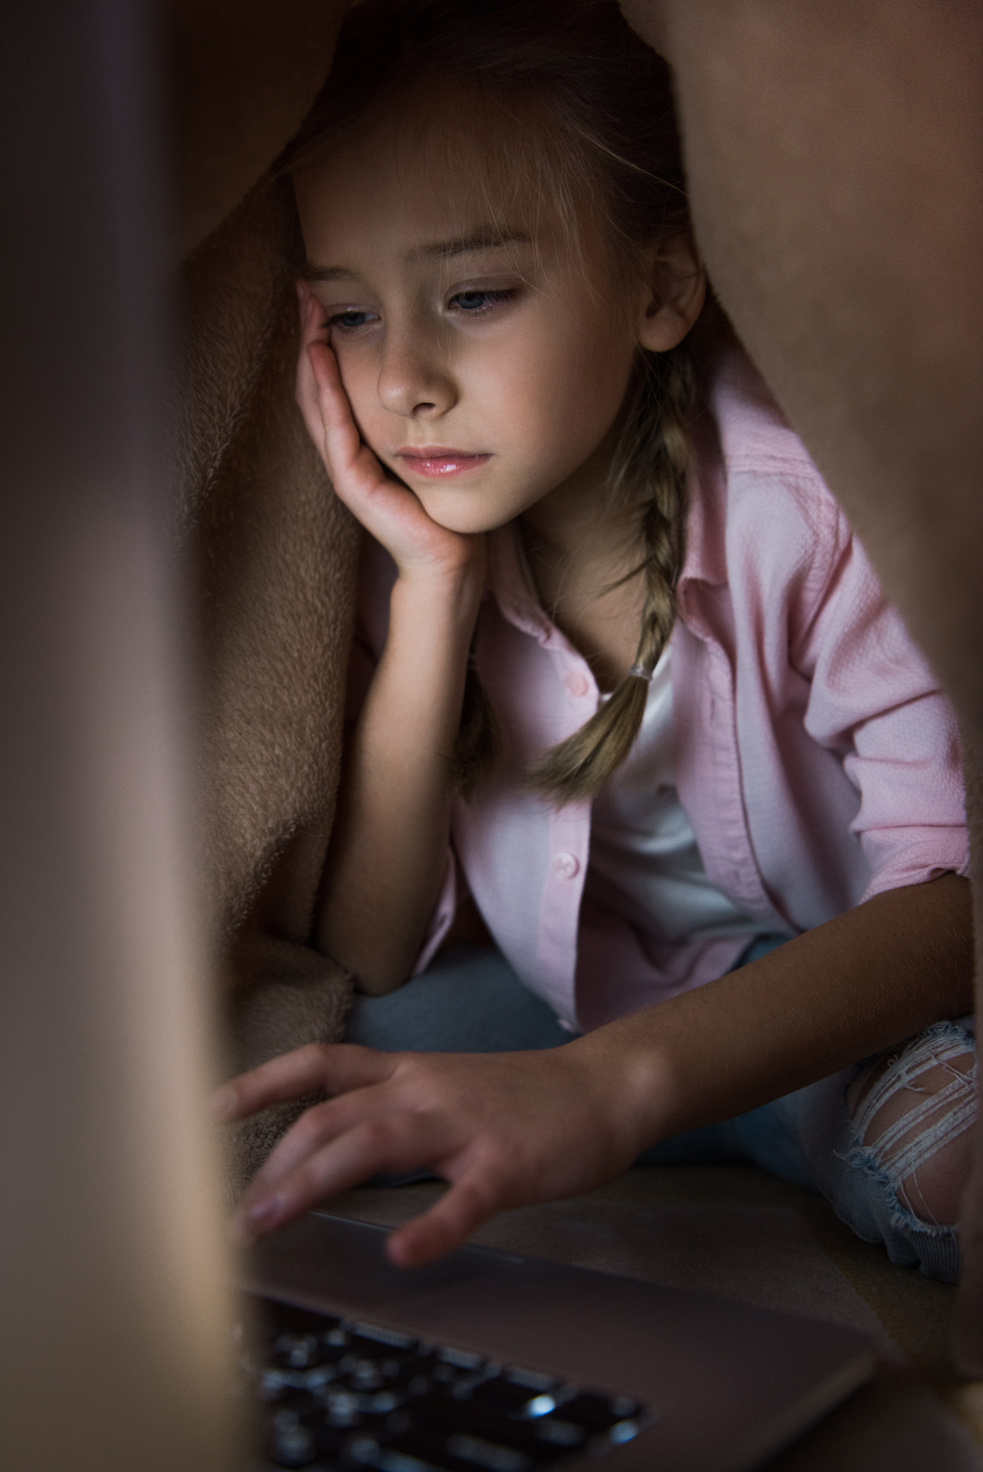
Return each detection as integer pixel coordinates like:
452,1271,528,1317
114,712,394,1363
679,405,728,591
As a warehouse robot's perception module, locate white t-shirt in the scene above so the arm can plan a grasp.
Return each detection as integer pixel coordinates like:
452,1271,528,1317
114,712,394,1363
584,640,774,945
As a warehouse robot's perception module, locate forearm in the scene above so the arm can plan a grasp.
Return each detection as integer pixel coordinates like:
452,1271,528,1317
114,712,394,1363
316,566,482,991
576,873,974,1153
222,880,972,1268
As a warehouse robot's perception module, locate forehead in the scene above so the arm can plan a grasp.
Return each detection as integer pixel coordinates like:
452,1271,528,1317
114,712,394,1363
293,91,568,269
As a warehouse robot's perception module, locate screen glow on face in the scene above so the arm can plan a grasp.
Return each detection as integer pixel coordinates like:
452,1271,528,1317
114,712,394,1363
295,110,644,537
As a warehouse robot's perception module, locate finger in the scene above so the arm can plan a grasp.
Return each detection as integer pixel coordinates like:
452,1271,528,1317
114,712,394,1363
386,1162,503,1266
295,298,332,445
241,1077,400,1199
296,281,325,341
297,339,366,491
306,348,406,528
307,341,365,472
295,293,331,395
295,356,329,455
212,1042,397,1122
303,293,331,352
233,1112,452,1242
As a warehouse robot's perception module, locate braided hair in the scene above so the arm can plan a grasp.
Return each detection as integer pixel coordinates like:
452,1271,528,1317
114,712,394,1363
287,0,713,802
529,345,694,800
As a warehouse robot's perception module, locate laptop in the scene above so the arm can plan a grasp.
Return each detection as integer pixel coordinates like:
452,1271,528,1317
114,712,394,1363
244,1211,873,1471
1,4,870,1470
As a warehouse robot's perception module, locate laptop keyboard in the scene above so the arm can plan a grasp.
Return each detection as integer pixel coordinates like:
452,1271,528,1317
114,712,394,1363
240,1294,650,1471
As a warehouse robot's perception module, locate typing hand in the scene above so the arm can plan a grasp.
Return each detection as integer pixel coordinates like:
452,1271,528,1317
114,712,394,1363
215,1040,659,1266
295,283,484,583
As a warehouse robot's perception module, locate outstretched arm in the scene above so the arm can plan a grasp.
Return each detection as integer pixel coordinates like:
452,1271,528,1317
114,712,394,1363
218,873,972,1267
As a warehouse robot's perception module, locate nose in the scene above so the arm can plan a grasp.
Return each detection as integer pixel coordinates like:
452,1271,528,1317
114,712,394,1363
376,322,457,420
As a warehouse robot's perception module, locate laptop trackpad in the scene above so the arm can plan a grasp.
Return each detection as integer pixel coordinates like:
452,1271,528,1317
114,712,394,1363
249,1210,523,1317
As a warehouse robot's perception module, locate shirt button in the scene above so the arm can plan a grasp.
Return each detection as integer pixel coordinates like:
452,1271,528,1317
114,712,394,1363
552,852,580,879
564,672,590,698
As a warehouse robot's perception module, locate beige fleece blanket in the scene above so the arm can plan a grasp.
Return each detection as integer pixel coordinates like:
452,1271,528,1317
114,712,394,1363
176,167,358,1183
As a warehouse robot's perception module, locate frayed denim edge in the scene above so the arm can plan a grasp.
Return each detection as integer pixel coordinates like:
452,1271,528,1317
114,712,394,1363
834,1140,962,1283
826,1017,976,1284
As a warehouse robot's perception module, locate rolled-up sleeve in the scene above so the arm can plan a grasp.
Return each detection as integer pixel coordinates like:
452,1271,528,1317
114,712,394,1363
798,515,969,902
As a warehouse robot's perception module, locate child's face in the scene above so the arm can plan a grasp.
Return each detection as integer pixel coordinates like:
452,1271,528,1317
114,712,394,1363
294,107,654,535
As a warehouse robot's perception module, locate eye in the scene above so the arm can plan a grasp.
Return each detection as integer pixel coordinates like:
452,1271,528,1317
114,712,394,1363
447,288,517,317
327,308,379,334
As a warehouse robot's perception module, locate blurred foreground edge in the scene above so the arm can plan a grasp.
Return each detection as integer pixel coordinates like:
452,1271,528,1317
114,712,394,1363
0,4,239,1469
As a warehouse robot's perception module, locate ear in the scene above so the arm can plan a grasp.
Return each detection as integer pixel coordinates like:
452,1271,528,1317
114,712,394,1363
636,235,707,353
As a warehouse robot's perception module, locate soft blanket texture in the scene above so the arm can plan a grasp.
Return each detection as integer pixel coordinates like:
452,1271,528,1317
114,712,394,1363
177,164,359,1180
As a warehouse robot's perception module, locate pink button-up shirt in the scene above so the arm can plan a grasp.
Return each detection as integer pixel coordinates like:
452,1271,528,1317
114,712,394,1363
352,353,968,1031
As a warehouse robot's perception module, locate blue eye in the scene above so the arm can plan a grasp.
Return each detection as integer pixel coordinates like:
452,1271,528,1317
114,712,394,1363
328,309,377,332
448,289,516,315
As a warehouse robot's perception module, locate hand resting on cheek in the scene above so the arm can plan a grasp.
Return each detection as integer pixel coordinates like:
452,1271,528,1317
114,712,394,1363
214,1038,659,1267
295,281,486,587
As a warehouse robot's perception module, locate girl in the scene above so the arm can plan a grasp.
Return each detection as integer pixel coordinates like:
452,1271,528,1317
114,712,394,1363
218,0,976,1283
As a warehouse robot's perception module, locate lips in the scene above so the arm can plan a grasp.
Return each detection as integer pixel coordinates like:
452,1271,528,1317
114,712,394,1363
395,447,491,478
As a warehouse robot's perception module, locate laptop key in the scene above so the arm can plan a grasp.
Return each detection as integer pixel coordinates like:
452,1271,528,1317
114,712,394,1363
464,1379,559,1419
261,1368,317,1403
274,1334,323,1371
247,1297,653,1470
435,1347,485,1371
267,1408,319,1468
350,1427,537,1472
408,1394,581,1462
346,1443,447,1472
445,1432,535,1470
551,1392,640,1434
501,1369,556,1393
350,1323,420,1352
273,1333,353,1372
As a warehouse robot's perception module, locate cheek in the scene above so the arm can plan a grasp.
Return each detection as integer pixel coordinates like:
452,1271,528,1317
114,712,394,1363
332,344,383,436
476,315,634,461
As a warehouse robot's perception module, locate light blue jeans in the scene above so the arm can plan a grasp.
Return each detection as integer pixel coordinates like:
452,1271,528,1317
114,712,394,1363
345,938,975,1284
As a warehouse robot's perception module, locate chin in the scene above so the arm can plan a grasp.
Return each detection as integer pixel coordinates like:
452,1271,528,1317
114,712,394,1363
418,495,516,538
430,511,511,536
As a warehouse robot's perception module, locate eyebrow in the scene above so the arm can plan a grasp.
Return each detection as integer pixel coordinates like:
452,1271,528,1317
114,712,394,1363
411,228,534,262
301,228,534,282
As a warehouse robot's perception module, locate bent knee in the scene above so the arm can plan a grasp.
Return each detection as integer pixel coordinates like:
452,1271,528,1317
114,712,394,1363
847,1026,977,1228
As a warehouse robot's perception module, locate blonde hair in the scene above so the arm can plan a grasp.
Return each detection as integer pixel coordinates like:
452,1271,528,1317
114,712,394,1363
288,0,709,803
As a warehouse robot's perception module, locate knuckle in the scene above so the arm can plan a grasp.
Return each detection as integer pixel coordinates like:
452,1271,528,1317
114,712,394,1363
457,1176,494,1214
396,1057,448,1102
356,1118,397,1155
473,1143,518,1193
294,1100,334,1145
294,1155,331,1201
